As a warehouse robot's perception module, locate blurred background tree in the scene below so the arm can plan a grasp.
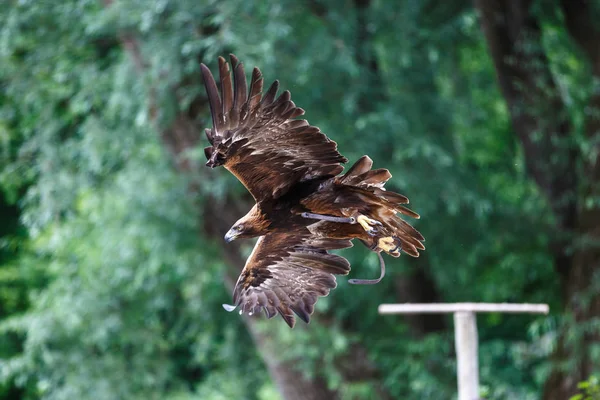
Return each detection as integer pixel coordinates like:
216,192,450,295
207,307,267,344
0,0,597,399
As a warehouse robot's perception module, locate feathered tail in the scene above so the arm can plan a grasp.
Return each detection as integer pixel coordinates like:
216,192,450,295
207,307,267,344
335,156,425,257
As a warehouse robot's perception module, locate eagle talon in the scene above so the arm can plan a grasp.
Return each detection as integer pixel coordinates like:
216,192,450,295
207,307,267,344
357,215,382,236
390,236,402,254
377,236,402,255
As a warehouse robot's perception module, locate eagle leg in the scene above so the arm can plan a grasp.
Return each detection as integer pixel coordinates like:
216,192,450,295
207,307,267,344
349,251,386,285
301,212,356,224
356,215,382,236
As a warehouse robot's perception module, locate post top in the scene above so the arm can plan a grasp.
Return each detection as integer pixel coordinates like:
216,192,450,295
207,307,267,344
378,302,549,315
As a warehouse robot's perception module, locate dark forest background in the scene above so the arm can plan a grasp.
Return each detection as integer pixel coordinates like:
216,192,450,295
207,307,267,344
1,1,599,399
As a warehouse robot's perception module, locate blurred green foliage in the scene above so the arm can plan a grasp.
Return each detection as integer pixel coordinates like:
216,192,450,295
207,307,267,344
571,376,600,400
0,0,591,399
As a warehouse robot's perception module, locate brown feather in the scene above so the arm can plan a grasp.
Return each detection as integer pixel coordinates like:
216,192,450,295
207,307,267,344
218,57,233,120
229,56,246,129
248,67,263,111
402,242,420,257
262,80,279,105
203,57,426,327
340,155,373,183
233,60,247,112
301,156,424,257
397,205,421,219
201,55,348,201
357,169,392,187
374,189,410,205
200,63,222,138
229,229,351,328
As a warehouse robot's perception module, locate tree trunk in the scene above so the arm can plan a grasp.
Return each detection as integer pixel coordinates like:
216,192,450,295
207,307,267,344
474,1,600,397
543,2,600,398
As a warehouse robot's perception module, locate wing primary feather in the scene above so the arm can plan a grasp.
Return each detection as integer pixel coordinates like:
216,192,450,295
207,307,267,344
271,90,291,109
218,56,233,119
229,54,240,68
228,55,241,128
281,105,305,120
204,128,214,145
294,108,306,118
264,306,277,319
262,80,279,105
290,304,311,324
202,55,348,201
200,63,222,135
248,67,264,110
277,306,296,328
232,60,248,118
227,231,352,328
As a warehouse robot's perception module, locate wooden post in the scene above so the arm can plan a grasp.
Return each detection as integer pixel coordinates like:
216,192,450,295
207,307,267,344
454,312,479,400
378,303,549,400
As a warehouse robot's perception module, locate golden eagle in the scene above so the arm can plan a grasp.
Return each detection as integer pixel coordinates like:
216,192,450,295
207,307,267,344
201,55,424,328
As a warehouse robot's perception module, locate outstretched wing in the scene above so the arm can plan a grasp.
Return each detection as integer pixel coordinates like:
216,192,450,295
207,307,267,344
200,55,347,201
225,229,353,328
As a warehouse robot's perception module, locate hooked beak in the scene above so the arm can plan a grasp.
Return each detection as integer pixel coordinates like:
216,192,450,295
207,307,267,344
224,228,238,243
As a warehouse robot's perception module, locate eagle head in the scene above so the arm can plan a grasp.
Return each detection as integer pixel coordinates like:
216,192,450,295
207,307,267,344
224,205,270,242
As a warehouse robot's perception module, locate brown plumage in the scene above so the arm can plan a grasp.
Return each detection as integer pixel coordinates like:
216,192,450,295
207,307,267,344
228,232,353,327
201,55,424,328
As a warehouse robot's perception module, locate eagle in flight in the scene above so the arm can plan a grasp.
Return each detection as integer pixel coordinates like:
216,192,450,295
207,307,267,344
200,55,424,328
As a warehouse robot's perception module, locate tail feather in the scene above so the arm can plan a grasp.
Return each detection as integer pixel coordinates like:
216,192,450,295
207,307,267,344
390,217,425,243
373,188,409,205
401,242,420,257
338,156,424,258
396,205,420,219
